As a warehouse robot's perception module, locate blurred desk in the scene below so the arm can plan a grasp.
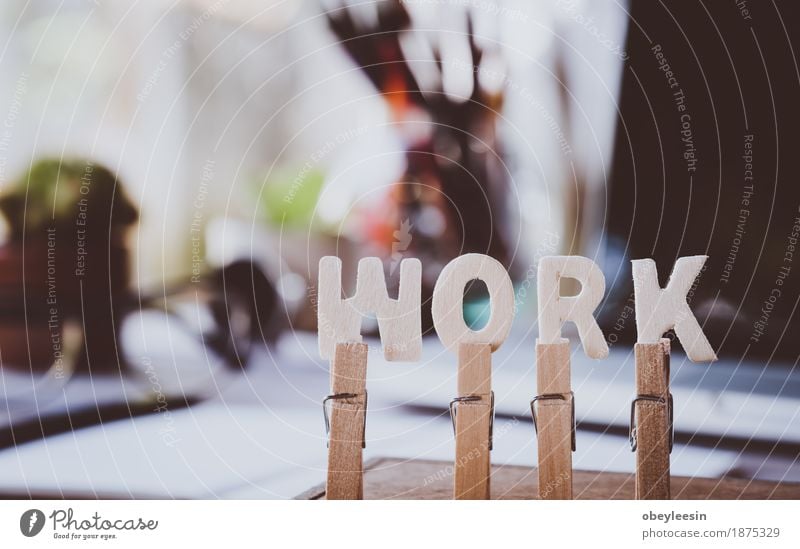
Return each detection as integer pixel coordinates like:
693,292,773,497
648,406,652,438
0,332,798,499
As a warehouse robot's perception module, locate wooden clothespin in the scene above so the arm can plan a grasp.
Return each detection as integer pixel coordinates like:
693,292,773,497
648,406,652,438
631,339,671,499
324,342,368,499
532,340,574,499
318,256,422,499
452,343,493,499
432,254,514,500
533,256,607,500
630,256,717,500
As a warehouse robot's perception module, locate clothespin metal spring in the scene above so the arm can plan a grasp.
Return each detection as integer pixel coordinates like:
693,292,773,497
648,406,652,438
530,391,576,452
322,391,368,449
449,391,495,450
629,393,674,453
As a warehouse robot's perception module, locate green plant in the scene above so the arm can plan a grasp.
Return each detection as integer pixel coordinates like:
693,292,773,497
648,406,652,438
258,167,324,229
0,158,137,239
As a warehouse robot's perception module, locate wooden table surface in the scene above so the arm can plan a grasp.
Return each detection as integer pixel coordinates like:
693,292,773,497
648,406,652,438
297,457,800,500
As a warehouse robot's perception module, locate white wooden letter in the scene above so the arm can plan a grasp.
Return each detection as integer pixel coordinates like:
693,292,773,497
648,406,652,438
318,256,421,361
431,253,514,353
632,256,716,362
537,255,609,359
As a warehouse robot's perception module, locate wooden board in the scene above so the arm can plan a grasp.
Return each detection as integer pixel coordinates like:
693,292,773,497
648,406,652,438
298,457,800,500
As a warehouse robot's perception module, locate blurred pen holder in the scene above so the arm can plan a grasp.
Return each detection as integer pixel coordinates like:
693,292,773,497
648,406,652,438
0,234,131,372
0,158,137,373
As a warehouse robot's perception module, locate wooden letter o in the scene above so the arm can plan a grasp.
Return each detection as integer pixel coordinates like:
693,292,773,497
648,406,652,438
432,253,514,353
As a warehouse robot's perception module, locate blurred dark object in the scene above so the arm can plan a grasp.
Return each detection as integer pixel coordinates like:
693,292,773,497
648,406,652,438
601,1,800,360
141,259,282,369
326,0,515,331
212,260,281,362
0,158,137,371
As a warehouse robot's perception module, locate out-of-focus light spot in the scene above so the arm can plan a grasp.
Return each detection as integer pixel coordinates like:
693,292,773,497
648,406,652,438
317,183,353,225
477,52,506,96
417,205,445,237
278,272,306,304
441,31,475,103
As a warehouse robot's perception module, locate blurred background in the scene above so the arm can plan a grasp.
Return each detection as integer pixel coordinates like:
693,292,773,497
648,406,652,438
0,0,798,498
